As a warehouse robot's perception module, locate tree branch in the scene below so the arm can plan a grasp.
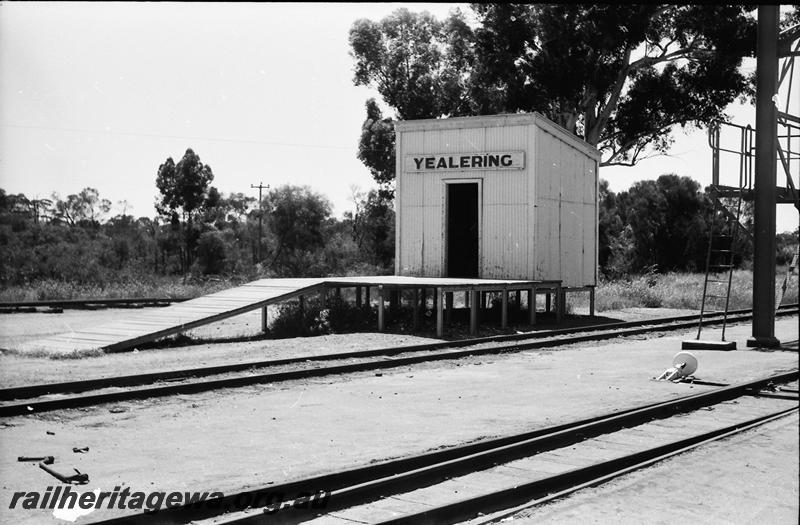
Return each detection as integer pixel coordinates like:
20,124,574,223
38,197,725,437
600,118,687,166
630,43,693,70
586,43,634,145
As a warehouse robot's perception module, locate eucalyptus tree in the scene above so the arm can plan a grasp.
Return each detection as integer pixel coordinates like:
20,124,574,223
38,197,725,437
349,4,769,190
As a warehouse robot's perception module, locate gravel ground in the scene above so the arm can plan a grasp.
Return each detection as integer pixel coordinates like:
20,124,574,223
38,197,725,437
505,411,799,525
0,317,796,525
0,305,701,388
0,332,442,388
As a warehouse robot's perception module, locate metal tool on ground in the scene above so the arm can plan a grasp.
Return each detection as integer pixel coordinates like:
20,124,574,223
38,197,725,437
39,462,89,485
18,455,54,464
656,351,698,381
72,446,89,453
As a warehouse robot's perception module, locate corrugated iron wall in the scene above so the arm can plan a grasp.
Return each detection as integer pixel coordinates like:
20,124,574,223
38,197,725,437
533,126,597,286
396,114,598,287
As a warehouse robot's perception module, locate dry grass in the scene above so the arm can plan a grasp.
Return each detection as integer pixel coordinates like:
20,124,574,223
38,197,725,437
0,277,236,302
581,268,799,312
3,270,797,314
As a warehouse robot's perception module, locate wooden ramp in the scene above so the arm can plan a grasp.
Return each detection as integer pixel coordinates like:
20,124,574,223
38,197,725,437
18,276,559,354
18,278,327,354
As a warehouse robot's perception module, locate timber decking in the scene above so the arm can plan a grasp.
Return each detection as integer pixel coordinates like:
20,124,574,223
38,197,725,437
16,276,558,354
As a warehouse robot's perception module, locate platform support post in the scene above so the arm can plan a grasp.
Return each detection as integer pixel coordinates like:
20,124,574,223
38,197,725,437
365,286,371,306
528,288,536,325
469,289,479,335
390,289,399,311
501,289,508,329
412,289,420,330
464,290,470,308
261,306,268,333
545,293,551,313
436,287,444,337
432,288,438,316
356,286,362,308
377,285,385,331
557,286,565,323
589,287,595,317
445,291,453,325
335,287,341,300
749,4,780,348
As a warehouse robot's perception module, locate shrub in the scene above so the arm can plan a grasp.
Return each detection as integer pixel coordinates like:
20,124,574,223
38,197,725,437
268,295,376,338
196,230,228,275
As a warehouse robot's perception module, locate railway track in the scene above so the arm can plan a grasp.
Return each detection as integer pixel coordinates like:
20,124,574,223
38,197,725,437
0,297,188,312
85,371,799,525
1,305,797,418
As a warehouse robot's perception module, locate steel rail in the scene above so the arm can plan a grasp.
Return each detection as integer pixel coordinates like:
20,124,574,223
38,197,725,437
382,407,799,525
84,371,798,525
0,306,767,400
472,408,798,524
2,305,796,402
1,307,797,417
4,307,762,400
0,297,189,309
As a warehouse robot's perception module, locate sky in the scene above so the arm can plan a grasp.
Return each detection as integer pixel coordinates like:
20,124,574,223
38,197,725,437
1,2,797,232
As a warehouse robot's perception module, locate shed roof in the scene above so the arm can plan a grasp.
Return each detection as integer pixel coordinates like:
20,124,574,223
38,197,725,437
395,112,601,161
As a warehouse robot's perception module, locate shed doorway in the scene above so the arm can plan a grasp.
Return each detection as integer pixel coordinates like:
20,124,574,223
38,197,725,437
446,182,480,278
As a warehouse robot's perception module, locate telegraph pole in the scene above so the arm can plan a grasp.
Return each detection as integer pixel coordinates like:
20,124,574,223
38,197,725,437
251,182,269,263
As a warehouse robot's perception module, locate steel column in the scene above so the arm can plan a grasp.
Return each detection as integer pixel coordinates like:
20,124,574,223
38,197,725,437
412,289,420,331
528,288,536,325
445,292,453,325
749,5,781,348
469,289,479,335
436,287,444,337
377,285,385,332
501,289,508,329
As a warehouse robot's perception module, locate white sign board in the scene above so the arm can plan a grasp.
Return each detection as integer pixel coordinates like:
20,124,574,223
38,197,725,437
404,152,525,172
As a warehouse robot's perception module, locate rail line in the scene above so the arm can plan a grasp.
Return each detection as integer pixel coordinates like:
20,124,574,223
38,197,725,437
85,371,799,525
0,297,189,312
1,305,797,417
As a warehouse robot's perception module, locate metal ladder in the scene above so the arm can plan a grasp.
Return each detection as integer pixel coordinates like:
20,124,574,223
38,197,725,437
696,192,747,342
776,246,799,312
694,123,755,343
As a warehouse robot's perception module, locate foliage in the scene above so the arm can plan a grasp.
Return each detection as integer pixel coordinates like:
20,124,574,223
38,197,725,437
265,185,332,277
583,269,798,313
350,188,395,269
51,188,111,227
268,295,375,338
349,8,476,192
348,5,770,190
155,149,215,220
195,230,228,275
775,229,799,266
155,148,216,272
471,5,757,165
601,175,717,276
357,99,396,197
349,8,475,120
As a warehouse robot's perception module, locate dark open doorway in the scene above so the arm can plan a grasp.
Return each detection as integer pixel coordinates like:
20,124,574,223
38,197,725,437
446,182,479,278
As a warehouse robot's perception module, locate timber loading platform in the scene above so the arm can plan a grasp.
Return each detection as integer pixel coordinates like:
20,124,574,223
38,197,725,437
16,276,564,353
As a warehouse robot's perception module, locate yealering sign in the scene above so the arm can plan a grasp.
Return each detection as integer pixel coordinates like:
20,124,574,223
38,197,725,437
404,152,525,172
